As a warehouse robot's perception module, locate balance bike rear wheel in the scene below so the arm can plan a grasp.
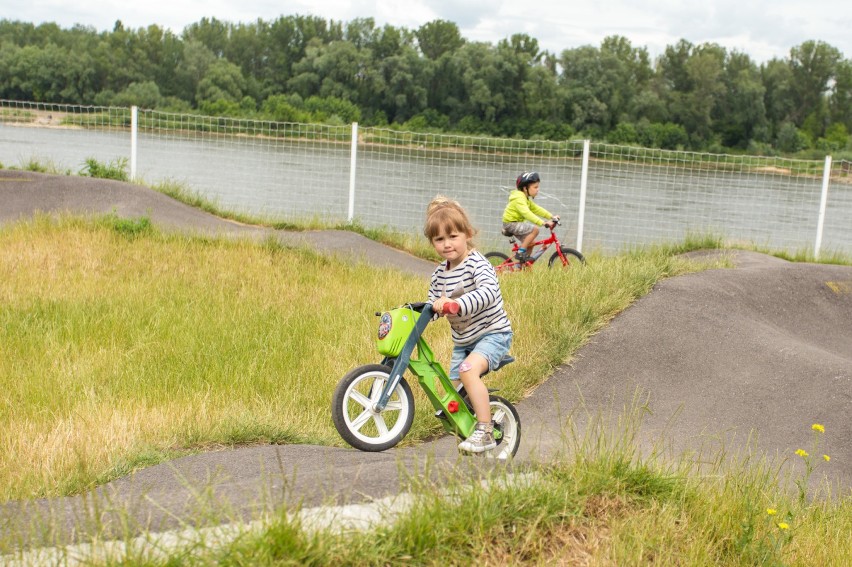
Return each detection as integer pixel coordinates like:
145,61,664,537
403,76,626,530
486,395,521,460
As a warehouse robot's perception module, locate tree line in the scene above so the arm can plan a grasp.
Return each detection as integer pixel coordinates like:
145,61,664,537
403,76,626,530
1,16,850,155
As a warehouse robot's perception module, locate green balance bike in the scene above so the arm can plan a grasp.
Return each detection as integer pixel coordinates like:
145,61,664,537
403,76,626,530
331,301,521,460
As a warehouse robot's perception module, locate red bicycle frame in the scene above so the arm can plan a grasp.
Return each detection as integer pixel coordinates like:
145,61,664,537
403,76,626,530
485,220,585,274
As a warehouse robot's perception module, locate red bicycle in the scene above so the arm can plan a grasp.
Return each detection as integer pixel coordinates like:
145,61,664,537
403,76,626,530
485,218,585,274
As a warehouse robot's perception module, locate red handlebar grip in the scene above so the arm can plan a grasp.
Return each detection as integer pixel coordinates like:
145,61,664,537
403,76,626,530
442,301,460,315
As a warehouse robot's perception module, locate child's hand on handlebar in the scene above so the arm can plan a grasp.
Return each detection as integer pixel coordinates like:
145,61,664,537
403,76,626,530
432,297,459,316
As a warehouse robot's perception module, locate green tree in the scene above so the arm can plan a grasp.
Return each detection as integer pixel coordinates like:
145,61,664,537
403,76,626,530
632,88,669,124
88,21,163,95
819,122,849,151
828,59,852,132
522,64,562,127
371,24,414,61
339,19,425,121
260,94,311,122
415,19,464,60
761,58,796,139
558,37,651,137
658,41,726,147
559,45,610,134
172,39,216,103
263,15,343,93
714,51,767,148
1,43,96,102
607,122,638,144
788,40,841,137
304,96,361,123
658,39,694,92
599,35,653,124
132,24,184,98
286,42,323,100
288,40,364,102
225,20,266,78
374,46,429,122
636,121,689,149
446,41,531,135
111,80,162,108
182,17,229,57
344,17,410,59
776,121,810,153
195,59,246,107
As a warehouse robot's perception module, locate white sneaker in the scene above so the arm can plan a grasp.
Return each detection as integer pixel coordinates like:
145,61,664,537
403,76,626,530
458,422,496,453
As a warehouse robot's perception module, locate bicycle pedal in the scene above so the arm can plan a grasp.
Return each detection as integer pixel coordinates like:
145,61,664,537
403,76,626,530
434,410,448,420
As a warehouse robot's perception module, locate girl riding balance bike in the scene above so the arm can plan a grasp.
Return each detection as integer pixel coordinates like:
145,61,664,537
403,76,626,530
331,195,521,458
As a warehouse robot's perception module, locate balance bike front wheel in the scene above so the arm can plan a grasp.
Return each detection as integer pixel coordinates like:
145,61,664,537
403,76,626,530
331,364,414,452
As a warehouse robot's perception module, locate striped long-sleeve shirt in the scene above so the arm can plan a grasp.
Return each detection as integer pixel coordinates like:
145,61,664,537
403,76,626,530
427,250,513,346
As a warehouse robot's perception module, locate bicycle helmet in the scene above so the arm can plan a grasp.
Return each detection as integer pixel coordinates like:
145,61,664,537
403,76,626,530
516,171,541,190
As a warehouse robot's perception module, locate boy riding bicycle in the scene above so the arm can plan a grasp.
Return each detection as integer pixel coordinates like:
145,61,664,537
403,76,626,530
502,171,559,263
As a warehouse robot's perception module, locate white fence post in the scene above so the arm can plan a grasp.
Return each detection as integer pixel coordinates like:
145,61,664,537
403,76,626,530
576,139,590,253
348,122,358,223
130,106,138,181
814,154,832,259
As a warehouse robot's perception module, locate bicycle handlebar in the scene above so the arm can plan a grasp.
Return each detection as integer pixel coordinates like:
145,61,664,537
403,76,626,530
441,301,460,315
380,301,458,316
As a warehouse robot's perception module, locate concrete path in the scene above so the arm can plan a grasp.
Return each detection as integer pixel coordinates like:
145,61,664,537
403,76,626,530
1,170,850,548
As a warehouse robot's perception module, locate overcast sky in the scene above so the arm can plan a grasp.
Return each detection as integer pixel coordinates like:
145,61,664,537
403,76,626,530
8,1,851,64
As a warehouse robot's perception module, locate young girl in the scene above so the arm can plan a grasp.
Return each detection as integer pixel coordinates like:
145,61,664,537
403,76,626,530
424,196,513,453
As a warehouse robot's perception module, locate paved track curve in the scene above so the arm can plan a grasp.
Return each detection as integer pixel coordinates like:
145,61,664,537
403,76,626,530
2,170,850,547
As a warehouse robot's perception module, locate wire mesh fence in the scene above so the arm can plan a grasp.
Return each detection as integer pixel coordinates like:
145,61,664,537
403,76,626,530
2,100,849,256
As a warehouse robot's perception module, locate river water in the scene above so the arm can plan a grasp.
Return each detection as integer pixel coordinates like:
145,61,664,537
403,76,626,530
1,123,850,255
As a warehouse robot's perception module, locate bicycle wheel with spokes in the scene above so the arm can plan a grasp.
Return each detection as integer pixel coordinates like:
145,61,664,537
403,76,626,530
331,364,414,452
548,246,585,269
484,395,521,460
485,251,517,274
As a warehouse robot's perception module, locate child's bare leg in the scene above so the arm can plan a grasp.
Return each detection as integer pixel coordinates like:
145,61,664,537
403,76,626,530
458,354,491,422
521,227,538,253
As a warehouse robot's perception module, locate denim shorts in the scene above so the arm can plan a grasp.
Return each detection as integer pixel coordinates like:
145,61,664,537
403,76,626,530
449,332,513,380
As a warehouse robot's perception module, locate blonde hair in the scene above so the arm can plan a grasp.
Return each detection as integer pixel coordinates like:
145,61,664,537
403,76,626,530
423,195,477,248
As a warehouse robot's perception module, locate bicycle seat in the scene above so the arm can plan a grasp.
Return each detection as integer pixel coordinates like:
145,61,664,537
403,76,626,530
501,227,514,237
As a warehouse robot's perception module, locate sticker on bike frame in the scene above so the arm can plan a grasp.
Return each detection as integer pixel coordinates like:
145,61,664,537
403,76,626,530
377,312,392,340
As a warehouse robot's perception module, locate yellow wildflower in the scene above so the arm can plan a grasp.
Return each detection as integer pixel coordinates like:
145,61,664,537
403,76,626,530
795,449,809,458
766,508,777,515
812,423,825,433
823,454,830,462
777,522,789,530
